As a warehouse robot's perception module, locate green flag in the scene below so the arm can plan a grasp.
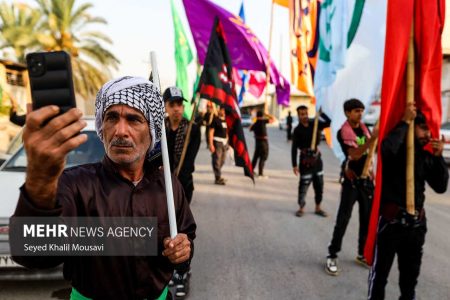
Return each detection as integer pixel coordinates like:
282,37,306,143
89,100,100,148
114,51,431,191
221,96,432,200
171,0,193,118
192,60,201,100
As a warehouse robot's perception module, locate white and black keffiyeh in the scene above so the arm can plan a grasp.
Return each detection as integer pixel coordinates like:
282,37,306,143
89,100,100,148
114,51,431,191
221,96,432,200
95,76,164,151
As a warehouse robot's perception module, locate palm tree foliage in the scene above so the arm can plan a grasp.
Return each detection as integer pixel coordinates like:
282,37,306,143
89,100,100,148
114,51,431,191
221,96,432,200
0,2,42,63
0,0,119,99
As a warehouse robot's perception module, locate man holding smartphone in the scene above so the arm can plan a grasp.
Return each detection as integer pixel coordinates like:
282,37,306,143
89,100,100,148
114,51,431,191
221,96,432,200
10,76,196,300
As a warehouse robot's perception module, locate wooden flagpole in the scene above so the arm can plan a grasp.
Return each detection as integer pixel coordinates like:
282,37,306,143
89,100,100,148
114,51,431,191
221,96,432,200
310,108,321,151
406,19,415,215
175,94,199,177
263,1,275,114
361,121,379,179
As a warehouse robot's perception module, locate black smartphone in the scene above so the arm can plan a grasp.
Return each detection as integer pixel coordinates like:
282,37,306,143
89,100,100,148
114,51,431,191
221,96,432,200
26,51,76,114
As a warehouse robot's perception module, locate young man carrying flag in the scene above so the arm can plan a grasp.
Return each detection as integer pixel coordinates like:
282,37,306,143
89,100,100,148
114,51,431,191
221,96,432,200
326,99,377,276
368,104,448,299
163,86,201,299
365,0,448,298
291,105,330,217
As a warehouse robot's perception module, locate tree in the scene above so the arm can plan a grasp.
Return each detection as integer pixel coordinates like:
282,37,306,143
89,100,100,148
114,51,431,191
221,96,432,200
35,0,119,99
0,0,119,100
0,2,42,63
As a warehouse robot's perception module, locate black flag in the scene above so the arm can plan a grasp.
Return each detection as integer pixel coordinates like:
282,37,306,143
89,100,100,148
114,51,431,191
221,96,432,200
198,17,254,180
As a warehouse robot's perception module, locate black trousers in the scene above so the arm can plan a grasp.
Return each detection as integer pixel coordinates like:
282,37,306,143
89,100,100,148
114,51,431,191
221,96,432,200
368,217,426,300
212,141,227,179
179,176,194,204
252,139,269,176
297,170,323,208
297,158,324,208
328,179,373,257
287,126,292,140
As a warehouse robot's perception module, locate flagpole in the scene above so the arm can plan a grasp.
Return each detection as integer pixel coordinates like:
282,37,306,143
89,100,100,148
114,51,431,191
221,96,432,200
361,121,379,179
150,51,178,238
175,94,199,177
263,1,275,114
406,20,415,216
310,108,321,151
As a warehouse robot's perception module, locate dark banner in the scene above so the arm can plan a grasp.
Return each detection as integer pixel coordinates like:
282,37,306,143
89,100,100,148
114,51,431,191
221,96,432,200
198,17,254,180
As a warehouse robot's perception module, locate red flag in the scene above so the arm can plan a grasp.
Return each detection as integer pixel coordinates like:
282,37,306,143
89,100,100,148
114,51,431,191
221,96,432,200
364,0,445,265
198,17,254,180
247,71,266,98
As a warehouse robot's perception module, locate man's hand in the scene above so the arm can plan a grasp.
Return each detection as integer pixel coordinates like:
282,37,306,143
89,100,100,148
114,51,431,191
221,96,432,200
24,106,87,209
162,233,191,264
209,144,215,153
371,125,379,140
430,135,445,157
293,166,299,176
402,102,416,124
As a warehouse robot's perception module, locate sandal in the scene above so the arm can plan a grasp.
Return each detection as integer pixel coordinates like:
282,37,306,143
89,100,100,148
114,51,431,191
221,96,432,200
295,210,304,217
315,209,328,217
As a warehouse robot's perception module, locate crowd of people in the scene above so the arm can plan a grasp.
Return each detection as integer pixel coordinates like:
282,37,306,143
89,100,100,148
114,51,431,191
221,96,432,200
8,76,449,300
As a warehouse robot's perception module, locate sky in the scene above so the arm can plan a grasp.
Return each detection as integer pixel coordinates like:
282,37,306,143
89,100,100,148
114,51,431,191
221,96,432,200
6,0,291,91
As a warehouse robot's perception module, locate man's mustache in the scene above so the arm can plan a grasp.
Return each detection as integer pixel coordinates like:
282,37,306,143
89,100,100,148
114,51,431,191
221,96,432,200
110,138,134,147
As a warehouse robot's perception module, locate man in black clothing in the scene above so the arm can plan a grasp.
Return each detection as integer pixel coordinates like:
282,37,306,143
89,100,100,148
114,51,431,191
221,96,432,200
163,87,200,299
291,105,330,217
326,99,377,276
286,111,293,141
209,105,228,185
10,77,195,299
163,87,201,204
368,103,448,300
249,110,274,178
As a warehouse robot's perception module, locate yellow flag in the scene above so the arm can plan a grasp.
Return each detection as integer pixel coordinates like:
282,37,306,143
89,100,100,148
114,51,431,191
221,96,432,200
289,0,319,96
273,0,288,8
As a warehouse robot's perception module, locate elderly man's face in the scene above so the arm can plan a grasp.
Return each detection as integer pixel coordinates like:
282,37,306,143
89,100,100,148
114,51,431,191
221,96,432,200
102,104,151,167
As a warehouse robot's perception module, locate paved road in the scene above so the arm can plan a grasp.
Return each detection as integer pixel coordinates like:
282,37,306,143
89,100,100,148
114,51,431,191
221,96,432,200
1,127,449,299
188,126,450,300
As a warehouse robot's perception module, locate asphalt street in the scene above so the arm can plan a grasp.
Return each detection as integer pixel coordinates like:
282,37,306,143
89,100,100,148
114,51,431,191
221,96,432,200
1,126,449,300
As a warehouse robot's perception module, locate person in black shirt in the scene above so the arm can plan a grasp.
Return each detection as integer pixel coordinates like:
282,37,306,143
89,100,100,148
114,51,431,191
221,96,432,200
286,111,293,141
249,110,274,178
291,105,331,217
163,87,201,204
326,99,378,276
368,103,448,300
209,105,228,185
163,86,201,299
